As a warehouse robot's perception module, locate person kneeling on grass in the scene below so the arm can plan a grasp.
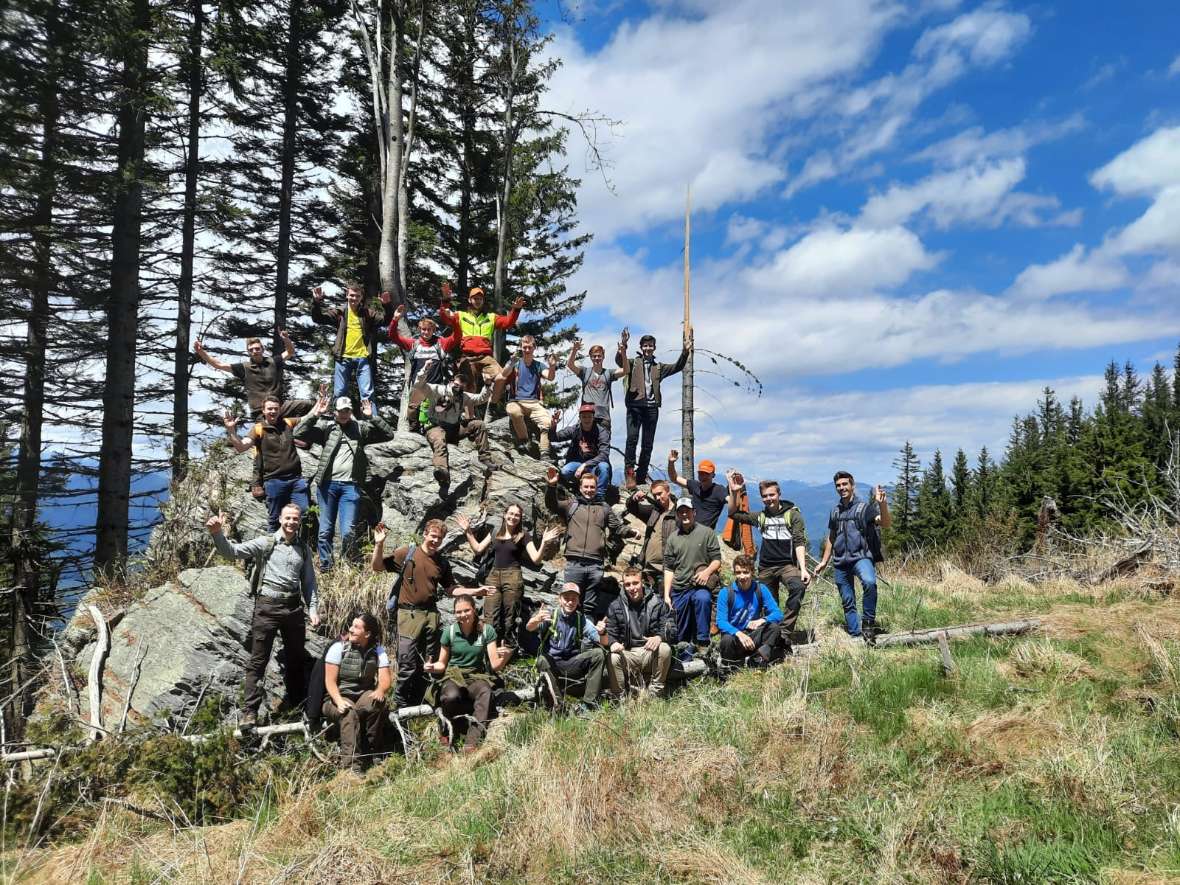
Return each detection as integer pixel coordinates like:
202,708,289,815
716,554,785,670
425,594,507,753
605,566,672,698
527,582,607,714
323,612,391,773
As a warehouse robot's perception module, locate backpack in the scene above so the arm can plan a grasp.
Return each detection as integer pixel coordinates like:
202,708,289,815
246,535,309,598
385,545,416,611
538,610,588,662
829,501,886,564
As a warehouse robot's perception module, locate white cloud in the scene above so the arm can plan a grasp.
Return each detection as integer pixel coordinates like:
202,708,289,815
859,158,1074,228
1009,244,1129,299
913,115,1085,167
1089,126,1180,197
913,5,1032,66
1109,186,1180,255
1169,54,1180,77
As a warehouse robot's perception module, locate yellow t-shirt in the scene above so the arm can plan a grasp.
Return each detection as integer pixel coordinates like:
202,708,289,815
343,309,367,358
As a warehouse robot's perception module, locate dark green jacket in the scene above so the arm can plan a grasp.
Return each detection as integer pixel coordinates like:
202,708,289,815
293,411,397,488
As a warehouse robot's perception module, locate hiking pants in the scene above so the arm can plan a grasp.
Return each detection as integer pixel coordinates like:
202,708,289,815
671,586,713,644
322,691,386,770
565,558,611,623
483,567,524,651
718,621,783,667
333,357,376,414
624,401,659,482
758,562,807,641
462,354,503,399
317,480,360,569
506,399,550,452
244,595,307,716
833,559,878,638
608,643,672,696
540,649,607,703
425,421,487,472
437,677,495,748
264,474,309,532
395,608,441,708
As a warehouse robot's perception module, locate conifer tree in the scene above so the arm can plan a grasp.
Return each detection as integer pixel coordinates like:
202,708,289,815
887,440,920,554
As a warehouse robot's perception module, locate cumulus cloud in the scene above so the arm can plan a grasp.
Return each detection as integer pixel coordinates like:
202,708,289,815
913,114,1085,167
1009,244,1129,299
1089,127,1180,197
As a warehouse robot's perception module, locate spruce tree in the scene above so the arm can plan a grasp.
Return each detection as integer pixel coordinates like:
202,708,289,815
887,441,921,554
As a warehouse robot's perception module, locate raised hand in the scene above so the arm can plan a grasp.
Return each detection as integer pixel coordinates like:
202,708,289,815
440,281,452,303
571,338,582,353
511,296,525,311
206,511,227,535
546,466,559,485
379,290,393,305
874,485,886,505
668,449,679,464
222,411,238,432
546,352,558,370
542,525,563,545
312,391,330,416
194,338,206,354
373,522,387,545
620,328,630,347
278,329,291,343
311,285,324,301
392,305,405,324
454,513,471,532
361,399,373,417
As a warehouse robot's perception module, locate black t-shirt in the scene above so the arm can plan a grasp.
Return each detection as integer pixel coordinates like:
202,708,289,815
231,355,285,413
493,536,529,569
687,479,727,529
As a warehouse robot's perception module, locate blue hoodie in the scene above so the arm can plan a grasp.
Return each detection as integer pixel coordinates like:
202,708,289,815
716,580,783,635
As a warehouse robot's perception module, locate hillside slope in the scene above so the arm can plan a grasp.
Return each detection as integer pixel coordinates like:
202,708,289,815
10,572,1180,884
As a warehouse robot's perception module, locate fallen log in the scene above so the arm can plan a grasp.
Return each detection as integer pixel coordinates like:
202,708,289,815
873,619,1040,648
85,605,110,744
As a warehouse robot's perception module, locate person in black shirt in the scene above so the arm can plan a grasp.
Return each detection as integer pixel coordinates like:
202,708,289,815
666,451,727,530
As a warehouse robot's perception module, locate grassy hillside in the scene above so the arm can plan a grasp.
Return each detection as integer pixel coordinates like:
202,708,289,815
8,572,1180,884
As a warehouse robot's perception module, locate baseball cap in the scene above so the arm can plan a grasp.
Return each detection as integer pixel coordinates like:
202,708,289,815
674,497,695,511
578,403,596,414
698,459,716,474
559,581,581,596
469,286,485,298
335,396,353,411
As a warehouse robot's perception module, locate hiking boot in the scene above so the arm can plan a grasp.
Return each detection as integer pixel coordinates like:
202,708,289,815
570,701,597,718
433,467,450,495
537,671,558,711
239,710,257,732
435,710,453,749
624,467,637,490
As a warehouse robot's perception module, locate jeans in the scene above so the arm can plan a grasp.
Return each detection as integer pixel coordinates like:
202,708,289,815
565,558,611,622
333,357,376,414
317,480,360,568
671,586,713,643
832,558,878,637
263,474,309,531
624,401,659,481
560,460,610,500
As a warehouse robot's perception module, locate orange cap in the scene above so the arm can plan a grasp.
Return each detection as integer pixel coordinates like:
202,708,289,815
698,459,716,474
469,286,485,299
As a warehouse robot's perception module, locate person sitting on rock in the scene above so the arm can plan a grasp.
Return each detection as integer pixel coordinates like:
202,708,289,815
625,479,678,588
455,506,562,666
206,503,320,728
438,281,523,402
194,331,308,421
223,394,310,532
388,304,457,435
323,611,391,772
549,403,611,501
666,451,728,530
526,582,608,714
724,472,810,646
425,594,507,752
498,336,558,457
372,519,491,710
605,566,672,698
545,466,628,624
566,337,625,429
294,391,397,569
662,497,721,655
311,280,394,416
615,328,690,489
716,554,785,670
411,360,491,497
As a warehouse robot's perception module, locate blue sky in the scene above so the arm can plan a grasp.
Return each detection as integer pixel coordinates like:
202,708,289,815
530,0,1180,487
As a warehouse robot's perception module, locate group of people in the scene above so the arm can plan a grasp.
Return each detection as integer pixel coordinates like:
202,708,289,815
198,281,892,770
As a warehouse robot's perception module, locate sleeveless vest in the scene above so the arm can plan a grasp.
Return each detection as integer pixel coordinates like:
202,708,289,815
457,311,495,340
337,643,380,697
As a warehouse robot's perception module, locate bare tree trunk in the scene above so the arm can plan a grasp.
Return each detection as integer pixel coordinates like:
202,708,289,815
171,0,202,480
273,0,302,344
492,33,516,364
456,6,476,294
681,187,694,476
95,0,150,573
8,0,62,740
377,4,405,301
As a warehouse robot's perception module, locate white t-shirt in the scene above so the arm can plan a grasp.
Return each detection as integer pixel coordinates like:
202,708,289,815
326,640,390,669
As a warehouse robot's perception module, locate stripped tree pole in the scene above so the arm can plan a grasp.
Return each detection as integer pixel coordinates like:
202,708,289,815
681,185,694,478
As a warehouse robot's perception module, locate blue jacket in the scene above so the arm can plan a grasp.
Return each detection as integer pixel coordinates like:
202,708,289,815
716,580,782,635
